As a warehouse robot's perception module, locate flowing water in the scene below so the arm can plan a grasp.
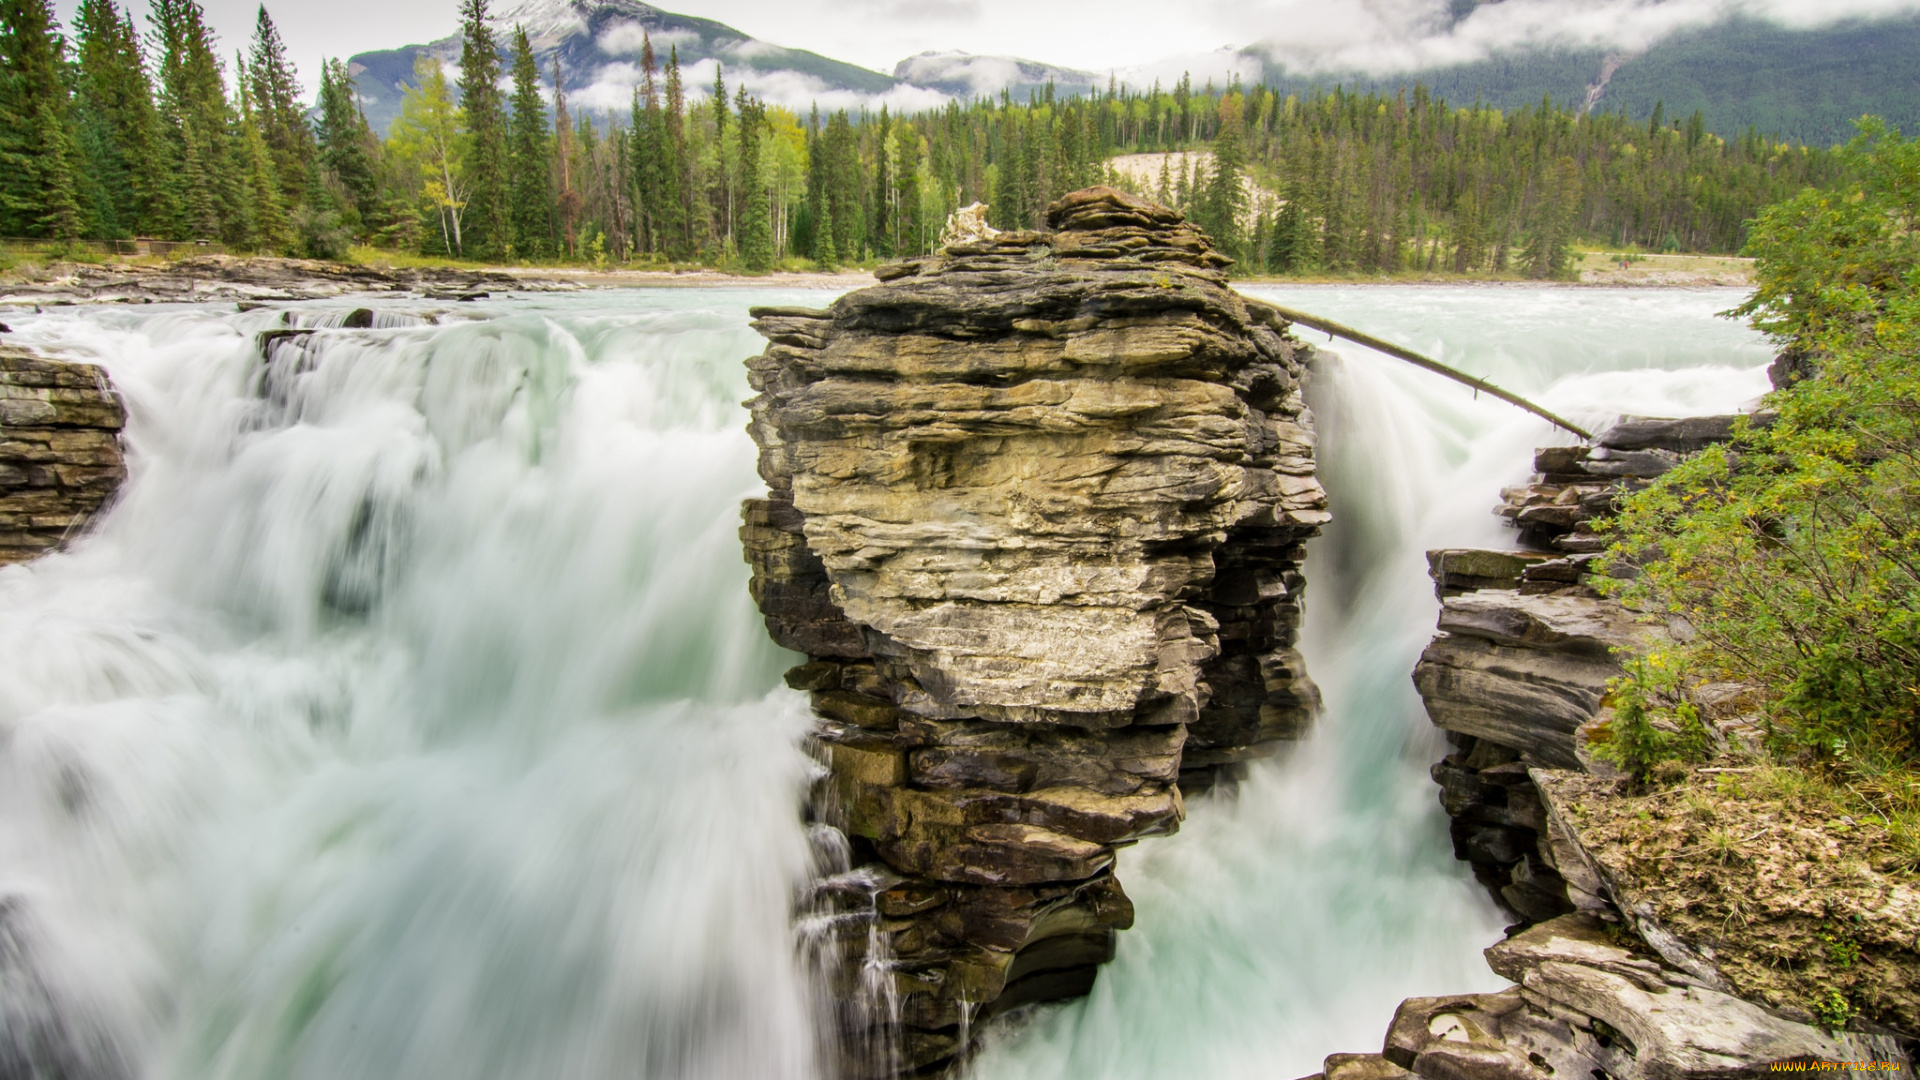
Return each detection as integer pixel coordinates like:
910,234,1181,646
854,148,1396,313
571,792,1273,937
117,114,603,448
0,285,1772,1080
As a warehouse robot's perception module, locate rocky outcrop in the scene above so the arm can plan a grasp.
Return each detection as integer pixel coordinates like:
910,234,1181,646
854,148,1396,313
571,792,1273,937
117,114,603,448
1326,413,1918,1074
1495,414,1754,555
0,348,126,565
1302,915,1905,1080
740,187,1327,1074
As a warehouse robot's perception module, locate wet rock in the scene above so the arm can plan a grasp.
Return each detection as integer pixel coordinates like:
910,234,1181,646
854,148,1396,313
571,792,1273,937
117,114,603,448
741,187,1325,1071
0,348,126,566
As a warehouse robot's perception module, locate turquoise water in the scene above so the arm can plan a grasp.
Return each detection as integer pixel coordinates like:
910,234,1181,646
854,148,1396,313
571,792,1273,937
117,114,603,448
0,285,1773,1079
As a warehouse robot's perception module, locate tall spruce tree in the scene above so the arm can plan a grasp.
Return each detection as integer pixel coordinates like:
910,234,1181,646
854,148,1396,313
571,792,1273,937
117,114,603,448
661,46,687,258
736,92,772,271
1197,92,1247,260
0,0,83,239
631,33,661,253
506,25,550,258
73,0,172,237
246,5,312,208
710,63,730,250
151,0,240,241
869,105,891,257
457,0,510,258
236,64,289,251
892,121,921,255
315,58,378,230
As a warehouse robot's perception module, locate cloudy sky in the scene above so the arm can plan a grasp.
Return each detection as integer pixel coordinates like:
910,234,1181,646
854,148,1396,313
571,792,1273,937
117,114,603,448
53,0,1920,102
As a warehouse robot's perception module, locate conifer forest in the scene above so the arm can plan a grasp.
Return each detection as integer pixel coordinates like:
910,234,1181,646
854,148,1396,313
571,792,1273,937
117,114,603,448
0,0,1852,277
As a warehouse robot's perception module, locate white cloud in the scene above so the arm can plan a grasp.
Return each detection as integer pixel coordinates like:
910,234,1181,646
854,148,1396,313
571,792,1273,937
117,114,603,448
1237,0,1920,75
595,21,650,56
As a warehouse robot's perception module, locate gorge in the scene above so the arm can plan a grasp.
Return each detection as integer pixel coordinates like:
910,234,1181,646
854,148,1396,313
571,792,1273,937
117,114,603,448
3,203,1890,1080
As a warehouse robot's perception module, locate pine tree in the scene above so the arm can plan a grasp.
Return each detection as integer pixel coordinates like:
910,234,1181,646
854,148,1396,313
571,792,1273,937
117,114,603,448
736,93,772,271
236,65,289,251
661,46,688,258
869,104,891,257
0,0,83,239
1197,92,1247,260
805,106,834,266
457,0,510,258
246,5,311,208
892,121,921,255
710,63,731,251
315,58,378,231
506,25,551,258
73,0,172,237
823,110,858,261
151,0,238,241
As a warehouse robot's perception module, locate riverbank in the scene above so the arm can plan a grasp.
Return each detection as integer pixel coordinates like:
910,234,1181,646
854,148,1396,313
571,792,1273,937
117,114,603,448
0,249,1749,308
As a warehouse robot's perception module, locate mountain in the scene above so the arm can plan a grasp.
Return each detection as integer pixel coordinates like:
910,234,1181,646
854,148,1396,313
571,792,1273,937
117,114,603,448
891,51,1101,100
345,0,895,134
340,0,1920,148
1244,14,1920,147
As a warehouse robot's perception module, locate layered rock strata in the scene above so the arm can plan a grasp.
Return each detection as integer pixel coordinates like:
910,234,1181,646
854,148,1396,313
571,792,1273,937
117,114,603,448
1326,412,1917,1075
1305,915,1905,1080
740,187,1327,1074
0,348,126,565
1419,414,1751,919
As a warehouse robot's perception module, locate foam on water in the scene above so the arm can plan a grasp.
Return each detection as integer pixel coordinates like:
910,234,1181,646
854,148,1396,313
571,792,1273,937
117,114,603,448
0,285,1773,1080
0,291,842,1080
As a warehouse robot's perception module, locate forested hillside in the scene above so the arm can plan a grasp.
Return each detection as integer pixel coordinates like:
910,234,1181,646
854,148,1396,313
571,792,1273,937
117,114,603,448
1252,14,1920,149
0,0,1849,280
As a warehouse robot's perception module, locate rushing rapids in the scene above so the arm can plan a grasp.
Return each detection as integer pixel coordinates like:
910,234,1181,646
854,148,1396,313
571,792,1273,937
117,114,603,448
0,283,1775,1080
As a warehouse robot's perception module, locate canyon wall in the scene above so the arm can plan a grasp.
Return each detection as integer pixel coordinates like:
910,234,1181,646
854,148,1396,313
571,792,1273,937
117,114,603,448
0,347,126,566
740,188,1327,1074
1310,417,1914,1079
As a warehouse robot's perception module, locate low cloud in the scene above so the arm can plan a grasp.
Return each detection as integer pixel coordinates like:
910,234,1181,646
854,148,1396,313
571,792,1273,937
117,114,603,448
1236,0,1920,74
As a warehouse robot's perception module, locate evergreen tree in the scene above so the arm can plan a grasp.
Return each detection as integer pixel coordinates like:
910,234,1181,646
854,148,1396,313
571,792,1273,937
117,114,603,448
73,0,172,237
246,5,310,207
506,25,551,258
710,63,731,250
805,106,835,266
823,110,858,261
870,104,891,257
315,58,377,229
151,0,248,242
661,46,688,258
736,93,772,271
1197,92,1247,258
235,65,288,250
456,0,509,258
0,0,82,239
892,120,922,255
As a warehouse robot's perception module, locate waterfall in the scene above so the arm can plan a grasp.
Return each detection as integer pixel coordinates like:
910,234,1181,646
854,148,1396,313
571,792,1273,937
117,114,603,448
1,285,1773,1080
967,285,1774,1078
0,293,837,1080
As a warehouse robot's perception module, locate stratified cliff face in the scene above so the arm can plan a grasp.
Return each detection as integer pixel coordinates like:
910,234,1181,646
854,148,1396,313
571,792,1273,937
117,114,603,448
1302,417,1914,1080
740,187,1327,1074
0,348,126,565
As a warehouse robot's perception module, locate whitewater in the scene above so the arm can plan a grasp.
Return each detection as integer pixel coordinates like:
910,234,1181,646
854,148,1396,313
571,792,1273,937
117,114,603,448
0,285,1772,1079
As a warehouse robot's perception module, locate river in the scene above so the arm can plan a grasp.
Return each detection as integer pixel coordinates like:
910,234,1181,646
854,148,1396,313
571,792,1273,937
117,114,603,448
0,285,1772,1079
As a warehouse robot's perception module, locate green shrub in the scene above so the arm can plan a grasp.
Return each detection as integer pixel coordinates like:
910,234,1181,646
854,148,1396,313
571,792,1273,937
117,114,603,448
1598,119,1920,781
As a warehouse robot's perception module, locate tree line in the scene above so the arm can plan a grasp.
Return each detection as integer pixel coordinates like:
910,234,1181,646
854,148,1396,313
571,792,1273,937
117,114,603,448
0,0,1851,276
